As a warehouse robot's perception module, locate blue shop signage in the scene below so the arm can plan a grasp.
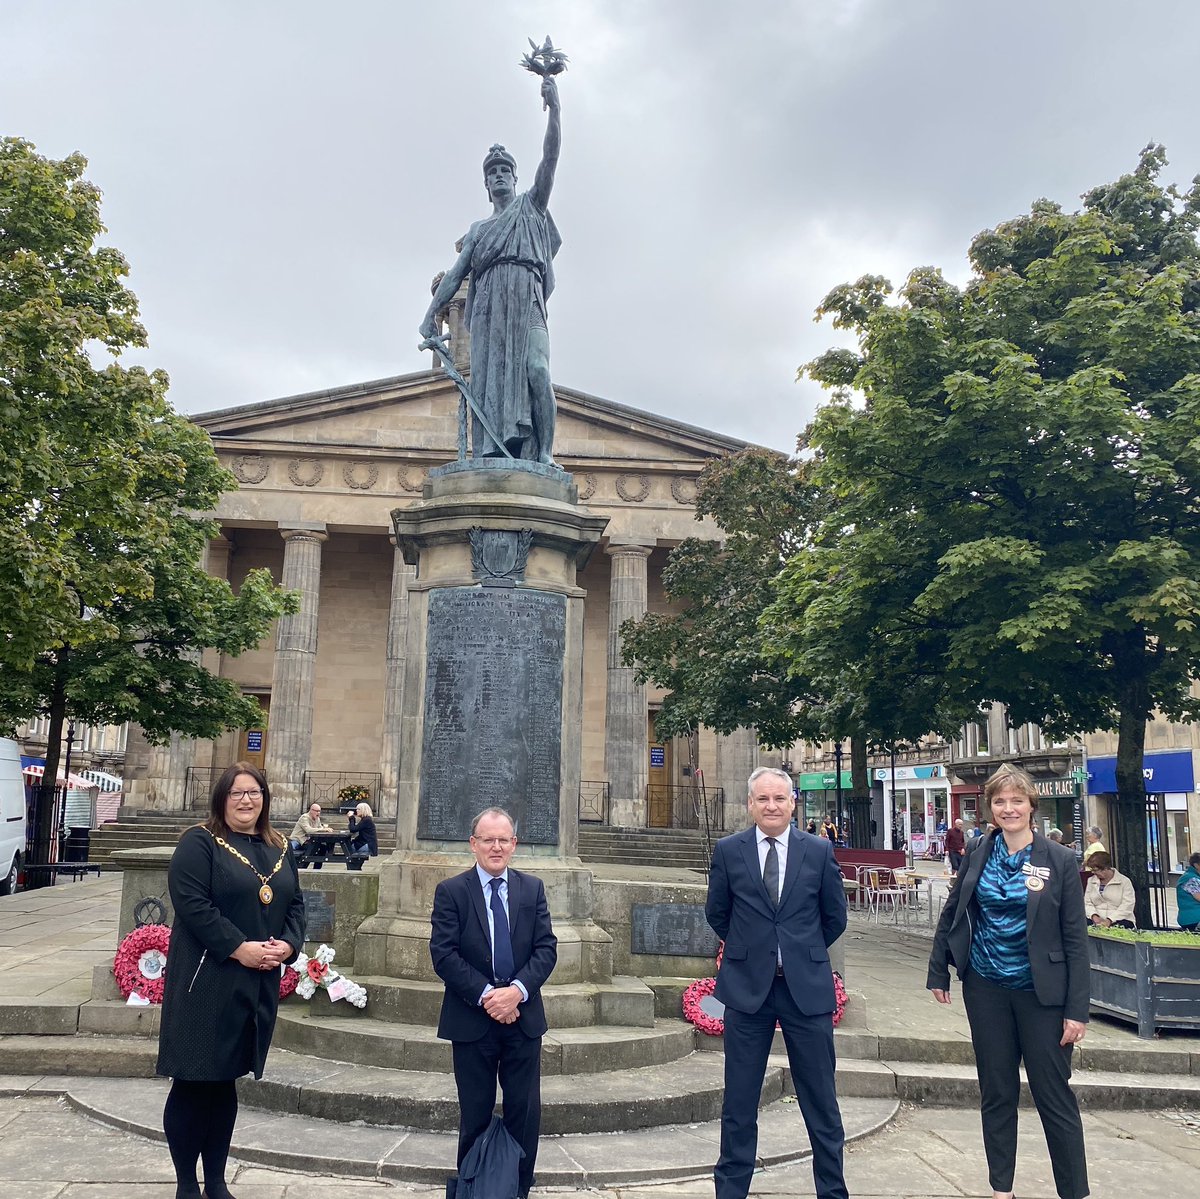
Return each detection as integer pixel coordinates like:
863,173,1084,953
1087,749,1194,794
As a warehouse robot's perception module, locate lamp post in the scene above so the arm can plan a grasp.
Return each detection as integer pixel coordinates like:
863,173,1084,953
833,741,843,840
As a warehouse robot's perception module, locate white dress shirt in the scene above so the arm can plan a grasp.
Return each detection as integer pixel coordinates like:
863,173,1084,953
475,864,528,1003
755,826,787,966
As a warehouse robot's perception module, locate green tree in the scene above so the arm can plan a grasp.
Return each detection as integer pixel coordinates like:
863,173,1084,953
787,145,1200,925
620,448,818,750
0,138,295,858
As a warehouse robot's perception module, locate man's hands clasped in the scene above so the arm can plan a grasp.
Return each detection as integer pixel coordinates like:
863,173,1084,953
483,983,522,1024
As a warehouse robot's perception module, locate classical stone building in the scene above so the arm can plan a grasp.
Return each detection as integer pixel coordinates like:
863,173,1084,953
123,367,761,831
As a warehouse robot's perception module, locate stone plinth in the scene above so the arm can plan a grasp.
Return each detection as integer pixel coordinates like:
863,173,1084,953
356,465,614,991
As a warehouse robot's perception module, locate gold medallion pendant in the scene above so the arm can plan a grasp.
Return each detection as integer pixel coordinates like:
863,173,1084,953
1026,876,1044,892
259,884,274,905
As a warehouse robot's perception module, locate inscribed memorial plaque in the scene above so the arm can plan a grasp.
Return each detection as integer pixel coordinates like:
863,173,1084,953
631,903,719,957
303,890,336,943
418,587,565,844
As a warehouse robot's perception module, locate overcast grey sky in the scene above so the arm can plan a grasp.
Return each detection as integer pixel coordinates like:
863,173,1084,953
6,1,1199,452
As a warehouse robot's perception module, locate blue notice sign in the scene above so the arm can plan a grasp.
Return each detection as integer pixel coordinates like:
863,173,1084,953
245,730,263,753
650,745,665,767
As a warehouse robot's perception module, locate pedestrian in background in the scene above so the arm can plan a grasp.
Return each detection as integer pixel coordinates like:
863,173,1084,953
945,819,966,873
1083,853,1135,929
926,763,1090,1199
1177,852,1200,933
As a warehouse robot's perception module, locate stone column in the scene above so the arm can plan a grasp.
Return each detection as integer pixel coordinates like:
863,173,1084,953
378,536,415,822
264,525,328,808
604,544,652,827
716,727,759,833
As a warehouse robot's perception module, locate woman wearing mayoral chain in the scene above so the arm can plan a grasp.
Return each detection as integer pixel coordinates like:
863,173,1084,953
157,762,306,1199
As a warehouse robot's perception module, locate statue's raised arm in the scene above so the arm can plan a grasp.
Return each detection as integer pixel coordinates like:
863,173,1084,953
530,76,560,213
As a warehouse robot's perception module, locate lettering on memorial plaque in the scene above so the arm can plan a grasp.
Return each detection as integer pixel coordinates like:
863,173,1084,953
631,903,719,958
418,588,565,845
303,890,336,943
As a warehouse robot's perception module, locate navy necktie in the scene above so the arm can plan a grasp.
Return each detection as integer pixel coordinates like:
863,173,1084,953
763,837,779,908
489,876,515,983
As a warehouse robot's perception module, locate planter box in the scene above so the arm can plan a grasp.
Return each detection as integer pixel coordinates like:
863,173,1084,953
1088,931,1200,1039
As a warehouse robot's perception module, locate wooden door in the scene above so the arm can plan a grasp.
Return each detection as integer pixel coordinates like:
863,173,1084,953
647,711,673,827
237,695,269,774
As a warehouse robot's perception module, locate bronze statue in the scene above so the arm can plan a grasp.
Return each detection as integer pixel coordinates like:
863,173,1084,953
420,41,566,465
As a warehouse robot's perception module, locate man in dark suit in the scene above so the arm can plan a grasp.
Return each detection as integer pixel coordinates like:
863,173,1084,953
430,807,557,1198
707,766,849,1199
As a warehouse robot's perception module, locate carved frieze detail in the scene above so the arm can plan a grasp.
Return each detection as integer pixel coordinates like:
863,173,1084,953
398,466,427,493
615,473,651,503
287,458,325,487
343,461,379,490
670,476,699,505
231,454,269,485
576,472,597,501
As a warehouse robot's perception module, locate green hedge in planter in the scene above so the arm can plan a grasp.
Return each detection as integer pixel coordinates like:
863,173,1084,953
1088,927,1200,1038
1088,927,1200,948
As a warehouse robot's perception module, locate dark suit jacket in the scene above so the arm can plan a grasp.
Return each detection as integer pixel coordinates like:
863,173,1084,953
706,826,848,1017
926,828,1090,1023
430,865,557,1042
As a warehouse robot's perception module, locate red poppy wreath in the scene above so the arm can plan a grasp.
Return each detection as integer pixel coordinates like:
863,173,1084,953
682,969,849,1035
113,924,171,1004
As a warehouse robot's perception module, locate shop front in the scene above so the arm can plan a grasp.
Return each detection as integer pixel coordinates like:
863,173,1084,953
1032,776,1085,849
795,770,852,832
873,763,948,854
1087,749,1196,878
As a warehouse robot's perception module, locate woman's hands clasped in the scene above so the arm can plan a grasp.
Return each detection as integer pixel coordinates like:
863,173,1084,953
232,937,293,972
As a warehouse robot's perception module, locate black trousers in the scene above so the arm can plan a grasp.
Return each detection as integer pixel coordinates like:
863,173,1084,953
963,973,1089,1199
452,1022,541,1196
716,975,848,1199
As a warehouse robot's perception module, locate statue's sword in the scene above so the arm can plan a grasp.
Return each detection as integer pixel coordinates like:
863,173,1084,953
418,333,514,461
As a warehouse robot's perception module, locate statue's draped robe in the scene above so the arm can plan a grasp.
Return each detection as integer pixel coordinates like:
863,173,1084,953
465,192,561,457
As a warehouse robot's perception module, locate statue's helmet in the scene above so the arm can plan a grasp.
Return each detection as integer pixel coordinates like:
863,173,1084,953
483,143,517,184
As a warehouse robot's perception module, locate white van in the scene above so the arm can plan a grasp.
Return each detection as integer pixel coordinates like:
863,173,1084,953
0,738,27,894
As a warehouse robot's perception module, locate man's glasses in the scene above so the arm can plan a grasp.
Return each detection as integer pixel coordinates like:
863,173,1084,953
229,788,263,801
473,837,514,848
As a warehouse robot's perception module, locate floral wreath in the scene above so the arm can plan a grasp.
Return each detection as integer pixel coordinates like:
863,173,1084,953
287,944,367,1008
681,942,848,1035
113,924,171,1004
115,925,310,1004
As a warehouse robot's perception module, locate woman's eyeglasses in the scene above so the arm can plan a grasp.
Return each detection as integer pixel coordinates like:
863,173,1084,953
229,788,263,801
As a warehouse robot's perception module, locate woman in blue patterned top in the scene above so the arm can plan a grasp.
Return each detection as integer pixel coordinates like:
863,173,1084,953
926,763,1090,1199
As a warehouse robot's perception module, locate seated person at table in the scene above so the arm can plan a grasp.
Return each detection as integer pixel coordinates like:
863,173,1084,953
348,802,378,857
1084,852,1135,928
290,803,332,868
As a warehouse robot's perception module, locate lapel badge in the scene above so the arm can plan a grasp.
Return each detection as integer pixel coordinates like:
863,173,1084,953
1021,862,1034,875
1026,876,1045,892
1035,866,1051,879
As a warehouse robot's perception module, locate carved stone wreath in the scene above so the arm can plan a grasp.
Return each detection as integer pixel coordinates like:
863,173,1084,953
671,477,699,505
231,454,269,485
287,458,325,488
342,461,379,490
615,473,651,503
397,467,426,493
576,472,597,501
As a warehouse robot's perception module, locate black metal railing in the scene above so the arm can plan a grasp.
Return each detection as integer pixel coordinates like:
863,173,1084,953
579,780,610,823
184,767,222,810
645,783,726,833
302,771,383,814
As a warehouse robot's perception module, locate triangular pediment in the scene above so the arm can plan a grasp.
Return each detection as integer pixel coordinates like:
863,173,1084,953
192,369,759,469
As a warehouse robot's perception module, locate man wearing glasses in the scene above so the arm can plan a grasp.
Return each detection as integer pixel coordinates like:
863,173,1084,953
289,803,332,868
430,807,557,1198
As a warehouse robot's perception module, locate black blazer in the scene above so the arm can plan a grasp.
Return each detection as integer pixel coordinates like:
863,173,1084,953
706,826,847,1017
429,866,557,1041
926,828,1090,1023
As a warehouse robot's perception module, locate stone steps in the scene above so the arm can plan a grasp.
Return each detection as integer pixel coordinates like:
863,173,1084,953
272,1008,695,1074
38,1074,899,1186
578,827,713,869
345,973,657,1028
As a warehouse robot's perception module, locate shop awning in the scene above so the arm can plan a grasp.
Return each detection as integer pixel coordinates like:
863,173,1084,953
80,769,123,792
21,763,94,789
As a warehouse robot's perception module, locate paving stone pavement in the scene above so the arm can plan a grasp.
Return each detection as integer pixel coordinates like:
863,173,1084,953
4,870,1200,1196
2,1092,1199,1196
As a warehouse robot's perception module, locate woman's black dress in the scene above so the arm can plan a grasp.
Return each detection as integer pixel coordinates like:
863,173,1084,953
157,826,306,1081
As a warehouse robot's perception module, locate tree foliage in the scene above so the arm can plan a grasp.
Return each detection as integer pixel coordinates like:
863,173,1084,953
620,448,819,748
783,145,1200,924
0,138,296,845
